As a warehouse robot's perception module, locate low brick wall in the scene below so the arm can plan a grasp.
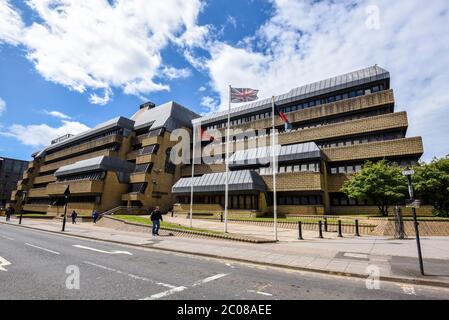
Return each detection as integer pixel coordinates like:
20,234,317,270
369,219,449,236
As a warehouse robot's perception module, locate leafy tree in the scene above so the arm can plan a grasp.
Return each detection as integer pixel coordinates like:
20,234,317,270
413,156,449,217
341,160,408,216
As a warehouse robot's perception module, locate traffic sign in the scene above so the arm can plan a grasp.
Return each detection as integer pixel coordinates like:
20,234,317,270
402,169,415,176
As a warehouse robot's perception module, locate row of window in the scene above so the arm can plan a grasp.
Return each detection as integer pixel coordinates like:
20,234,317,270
213,107,391,146
205,84,386,130
277,195,323,206
134,163,153,174
44,128,124,157
57,171,106,182
318,132,403,149
139,144,159,155
176,195,260,210
330,159,418,175
134,128,166,145
129,183,147,194
257,162,320,175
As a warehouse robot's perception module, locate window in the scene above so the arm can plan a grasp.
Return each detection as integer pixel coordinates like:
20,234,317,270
58,171,106,182
139,144,159,155
134,163,153,174
129,183,147,194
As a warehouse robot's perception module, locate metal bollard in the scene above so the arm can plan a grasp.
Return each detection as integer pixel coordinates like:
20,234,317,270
338,220,343,237
298,221,303,240
220,213,223,223
355,219,360,237
318,221,324,239
324,217,328,232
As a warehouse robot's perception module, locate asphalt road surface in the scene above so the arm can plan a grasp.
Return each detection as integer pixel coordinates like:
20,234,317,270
0,223,448,300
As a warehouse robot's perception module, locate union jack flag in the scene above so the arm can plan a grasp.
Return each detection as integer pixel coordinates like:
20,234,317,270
230,87,259,103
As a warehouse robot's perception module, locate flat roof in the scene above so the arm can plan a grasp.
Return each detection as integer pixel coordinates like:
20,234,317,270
172,170,266,194
55,156,135,177
228,142,322,167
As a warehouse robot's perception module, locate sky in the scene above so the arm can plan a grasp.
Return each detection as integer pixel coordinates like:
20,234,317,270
0,0,448,162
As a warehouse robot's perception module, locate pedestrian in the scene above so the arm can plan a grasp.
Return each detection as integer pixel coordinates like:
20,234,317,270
71,210,78,224
92,210,99,224
5,207,11,222
150,206,163,236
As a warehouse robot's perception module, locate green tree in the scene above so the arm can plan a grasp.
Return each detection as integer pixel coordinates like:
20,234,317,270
341,160,408,216
413,156,449,217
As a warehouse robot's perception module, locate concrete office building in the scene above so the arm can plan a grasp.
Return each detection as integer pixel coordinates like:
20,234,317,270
10,65,427,217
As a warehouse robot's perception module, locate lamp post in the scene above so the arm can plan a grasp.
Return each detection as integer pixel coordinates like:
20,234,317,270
61,186,70,232
19,191,27,225
402,168,424,276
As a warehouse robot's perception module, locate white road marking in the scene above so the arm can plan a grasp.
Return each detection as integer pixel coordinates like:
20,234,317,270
142,273,229,300
83,261,175,289
400,285,416,295
0,256,12,272
74,245,132,255
193,273,228,286
248,290,273,297
0,234,14,241
25,243,60,255
344,253,369,259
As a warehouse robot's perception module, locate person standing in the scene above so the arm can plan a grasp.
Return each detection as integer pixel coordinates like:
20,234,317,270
71,210,78,224
150,206,163,236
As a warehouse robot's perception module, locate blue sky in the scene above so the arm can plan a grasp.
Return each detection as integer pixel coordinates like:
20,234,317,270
1,0,449,162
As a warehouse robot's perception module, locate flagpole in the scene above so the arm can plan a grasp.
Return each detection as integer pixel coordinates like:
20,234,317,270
224,85,231,233
271,96,278,242
189,122,196,228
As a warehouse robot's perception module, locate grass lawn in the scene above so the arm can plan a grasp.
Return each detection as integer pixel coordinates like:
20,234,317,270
114,215,224,235
195,216,363,225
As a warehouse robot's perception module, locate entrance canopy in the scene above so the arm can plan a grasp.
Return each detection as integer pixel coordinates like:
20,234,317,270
172,170,266,194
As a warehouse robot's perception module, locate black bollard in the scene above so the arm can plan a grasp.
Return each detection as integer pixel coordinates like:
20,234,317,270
318,221,323,239
324,217,328,232
355,219,360,237
220,213,223,223
338,220,343,237
298,221,303,240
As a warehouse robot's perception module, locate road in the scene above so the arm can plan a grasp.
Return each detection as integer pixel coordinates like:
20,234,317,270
0,223,448,300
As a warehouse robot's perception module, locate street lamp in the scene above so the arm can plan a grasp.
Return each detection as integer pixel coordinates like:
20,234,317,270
19,190,27,225
402,168,425,276
61,186,70,232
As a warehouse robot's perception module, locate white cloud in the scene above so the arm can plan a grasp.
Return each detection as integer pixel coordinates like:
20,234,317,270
201,0,449,160
0,97,6,115
43,110,72,120
161,66,192,80
0,0,24,45
198,86,207,92
200,96,219,114
0,0,206,104
0,120,90,147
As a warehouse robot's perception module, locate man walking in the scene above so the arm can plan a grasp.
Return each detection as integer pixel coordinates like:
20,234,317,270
71,210,78,224
150,206,163,236
5,206,11,222
92,210,99,224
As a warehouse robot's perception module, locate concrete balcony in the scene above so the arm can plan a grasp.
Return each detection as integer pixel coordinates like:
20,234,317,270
141,135,162,147
10,190,18,201
136,154,155,165
262,172,324,192
323,137,424,163
34,174,57,185
28,188,48,198
278,112,409,145
40,150,117,173
181,163,226,177
44,134,123,162
215,89,395,133
129,173,151,184
121,193,146,202
46,180,104,195
23,204,49,213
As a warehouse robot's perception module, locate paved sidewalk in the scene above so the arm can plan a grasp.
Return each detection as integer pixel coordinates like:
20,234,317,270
2,217,449,288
